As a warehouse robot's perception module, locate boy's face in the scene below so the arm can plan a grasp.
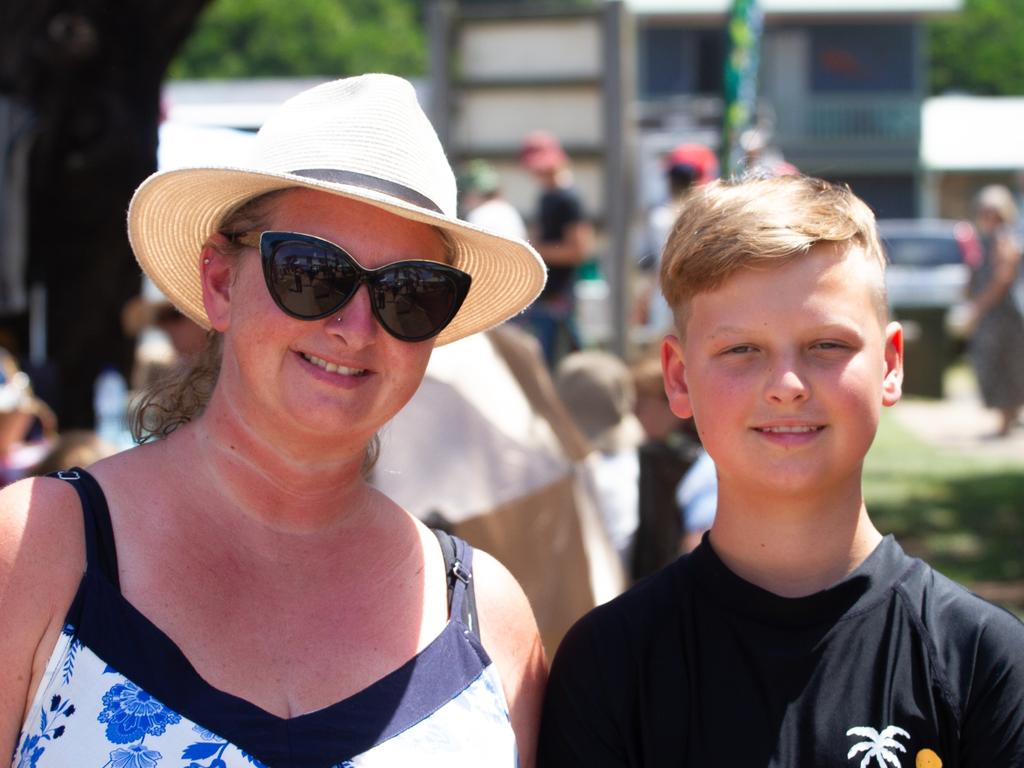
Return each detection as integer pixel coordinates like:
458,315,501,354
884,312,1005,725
661,242,903,503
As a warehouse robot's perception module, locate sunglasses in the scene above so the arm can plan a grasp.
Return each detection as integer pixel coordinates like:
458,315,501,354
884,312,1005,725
237,231,471,342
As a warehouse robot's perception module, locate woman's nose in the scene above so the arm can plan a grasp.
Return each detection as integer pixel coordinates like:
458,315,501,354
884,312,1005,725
325,284,379,343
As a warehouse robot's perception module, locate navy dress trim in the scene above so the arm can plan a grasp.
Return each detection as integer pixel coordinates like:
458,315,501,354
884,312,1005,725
54,468,493,767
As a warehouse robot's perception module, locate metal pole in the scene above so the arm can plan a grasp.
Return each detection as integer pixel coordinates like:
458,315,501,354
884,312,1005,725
426,0,454,150
602,1,633,358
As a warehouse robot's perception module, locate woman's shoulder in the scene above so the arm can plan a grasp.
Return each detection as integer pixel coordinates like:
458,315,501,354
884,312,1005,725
0,473,91,622
0,474,88,743
467,546,547,768
471,547,542,644
0,473,87,574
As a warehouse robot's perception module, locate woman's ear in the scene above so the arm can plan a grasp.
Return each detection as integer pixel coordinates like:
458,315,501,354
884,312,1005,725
200,235,234,333
881,321,904,407
661,334,694,419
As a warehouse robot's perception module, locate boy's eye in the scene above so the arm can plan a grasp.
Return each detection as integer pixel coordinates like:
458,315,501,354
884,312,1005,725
723,344,756,355
812,341,849,351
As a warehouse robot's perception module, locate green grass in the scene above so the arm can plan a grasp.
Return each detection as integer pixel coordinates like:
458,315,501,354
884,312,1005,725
864,410,1024,615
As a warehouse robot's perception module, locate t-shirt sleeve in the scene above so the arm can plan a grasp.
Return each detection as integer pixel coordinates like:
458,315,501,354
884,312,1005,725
559,192,584,226
537,608,631,767
957,606,1024,766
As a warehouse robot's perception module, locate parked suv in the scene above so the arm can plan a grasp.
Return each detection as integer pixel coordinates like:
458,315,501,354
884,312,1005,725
877,218,980,398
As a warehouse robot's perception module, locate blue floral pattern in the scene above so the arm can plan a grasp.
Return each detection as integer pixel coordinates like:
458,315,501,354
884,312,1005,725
98,681,182,744
104,744,163,768
14,694,75,768
13,625,516,768
13,624,516,767
59,625,79,685
181,725,268,768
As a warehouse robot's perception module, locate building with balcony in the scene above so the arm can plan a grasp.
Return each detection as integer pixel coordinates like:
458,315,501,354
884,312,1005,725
629,0,961,218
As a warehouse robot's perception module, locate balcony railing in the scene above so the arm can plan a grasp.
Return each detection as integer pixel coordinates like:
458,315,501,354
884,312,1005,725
639,94,921,145
773,95,920,145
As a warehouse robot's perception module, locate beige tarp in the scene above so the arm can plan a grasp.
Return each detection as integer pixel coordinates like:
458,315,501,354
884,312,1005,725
374,326,623,656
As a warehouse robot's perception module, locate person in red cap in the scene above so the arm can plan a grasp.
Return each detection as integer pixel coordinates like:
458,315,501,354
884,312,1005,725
637,143,719,337
518,130,593,367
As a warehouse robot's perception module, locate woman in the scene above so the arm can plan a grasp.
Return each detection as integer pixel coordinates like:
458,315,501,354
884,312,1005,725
966,184,1024,437
1,75,547,767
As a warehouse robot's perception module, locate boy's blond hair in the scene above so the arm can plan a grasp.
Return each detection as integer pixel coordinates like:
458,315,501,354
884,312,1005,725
660,175,887,328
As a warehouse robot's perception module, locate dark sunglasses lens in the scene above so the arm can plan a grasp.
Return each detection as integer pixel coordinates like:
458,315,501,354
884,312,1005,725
373,267,462,341
265,241,358,318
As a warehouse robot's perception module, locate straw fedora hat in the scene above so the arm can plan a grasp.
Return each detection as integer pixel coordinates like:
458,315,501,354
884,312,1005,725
128,73,546,346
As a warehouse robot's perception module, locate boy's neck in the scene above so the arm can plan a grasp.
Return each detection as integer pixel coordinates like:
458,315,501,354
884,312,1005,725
707,488,883,598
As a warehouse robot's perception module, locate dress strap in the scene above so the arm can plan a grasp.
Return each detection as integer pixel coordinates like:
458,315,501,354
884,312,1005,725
50,467,120,589
432,529,479,638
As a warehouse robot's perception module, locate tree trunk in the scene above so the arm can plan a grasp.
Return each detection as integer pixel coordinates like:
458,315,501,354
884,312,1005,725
0,0,211,429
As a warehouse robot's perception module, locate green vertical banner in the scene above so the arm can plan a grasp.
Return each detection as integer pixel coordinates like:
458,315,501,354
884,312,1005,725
720,0,763,176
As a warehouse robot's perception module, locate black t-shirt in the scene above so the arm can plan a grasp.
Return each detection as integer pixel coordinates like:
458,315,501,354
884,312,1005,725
536,186,584,300
539,535,1024,767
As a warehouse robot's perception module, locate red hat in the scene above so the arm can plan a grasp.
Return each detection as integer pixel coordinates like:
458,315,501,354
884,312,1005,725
520,130,568,172
663,143,718,184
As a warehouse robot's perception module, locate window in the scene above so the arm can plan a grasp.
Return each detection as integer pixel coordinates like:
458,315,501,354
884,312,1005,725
640,26,724,99
809,25,916,93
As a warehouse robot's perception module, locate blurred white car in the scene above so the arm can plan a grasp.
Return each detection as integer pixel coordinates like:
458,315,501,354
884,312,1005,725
878,219,980,397
879,218,979,311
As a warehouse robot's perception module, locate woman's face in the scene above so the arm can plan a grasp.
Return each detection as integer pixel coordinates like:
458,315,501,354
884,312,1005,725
976,206,1003,234
206,188,448,449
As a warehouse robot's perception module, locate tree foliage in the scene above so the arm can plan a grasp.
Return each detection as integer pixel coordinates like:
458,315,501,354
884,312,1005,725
929,0,1024,95
168,0,426,79
0,0,211,428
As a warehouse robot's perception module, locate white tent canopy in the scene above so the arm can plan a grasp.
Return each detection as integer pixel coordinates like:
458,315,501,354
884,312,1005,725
157,121,257,171
922,95,1024,172
624,0,959,15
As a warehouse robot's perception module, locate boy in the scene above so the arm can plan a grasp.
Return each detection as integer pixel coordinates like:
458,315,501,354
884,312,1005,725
538,175,1024,767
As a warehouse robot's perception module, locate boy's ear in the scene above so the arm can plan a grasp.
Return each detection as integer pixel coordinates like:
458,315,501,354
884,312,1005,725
881,321,904,407
200,235,234,333
661,334,694,419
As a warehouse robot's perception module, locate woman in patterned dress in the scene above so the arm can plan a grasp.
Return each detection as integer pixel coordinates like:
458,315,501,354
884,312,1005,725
0,75,547,768
965,184,1024,437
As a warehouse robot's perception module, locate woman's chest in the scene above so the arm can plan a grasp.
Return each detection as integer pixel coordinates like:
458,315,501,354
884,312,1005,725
14,575,513,768
120,561,449,719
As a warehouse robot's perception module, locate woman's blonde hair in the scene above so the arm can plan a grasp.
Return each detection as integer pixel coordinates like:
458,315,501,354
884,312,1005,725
660,174,887,328
129,189,384,474
975,184,1018,225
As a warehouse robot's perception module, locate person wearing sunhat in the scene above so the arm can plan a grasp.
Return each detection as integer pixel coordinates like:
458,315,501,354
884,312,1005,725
0,74,547,767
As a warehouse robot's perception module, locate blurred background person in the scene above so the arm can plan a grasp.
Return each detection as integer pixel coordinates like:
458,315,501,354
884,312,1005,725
555,350,646,571
628,353,708,579
739,126,799,177
518,130,593,367
0,346,58,485
676,447,718,554
636,143,718,341
122,277,210,392
459,159,528,241
965,184,1024,437
27,429,117,477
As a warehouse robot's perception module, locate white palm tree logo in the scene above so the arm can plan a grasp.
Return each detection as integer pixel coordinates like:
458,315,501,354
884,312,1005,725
846,725,911,768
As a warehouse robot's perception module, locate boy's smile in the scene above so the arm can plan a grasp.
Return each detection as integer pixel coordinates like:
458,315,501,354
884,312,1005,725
663,242,903,506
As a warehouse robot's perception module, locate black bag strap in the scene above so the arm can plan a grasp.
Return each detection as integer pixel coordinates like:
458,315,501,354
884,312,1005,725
432,528,479,638
50,467,121,589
